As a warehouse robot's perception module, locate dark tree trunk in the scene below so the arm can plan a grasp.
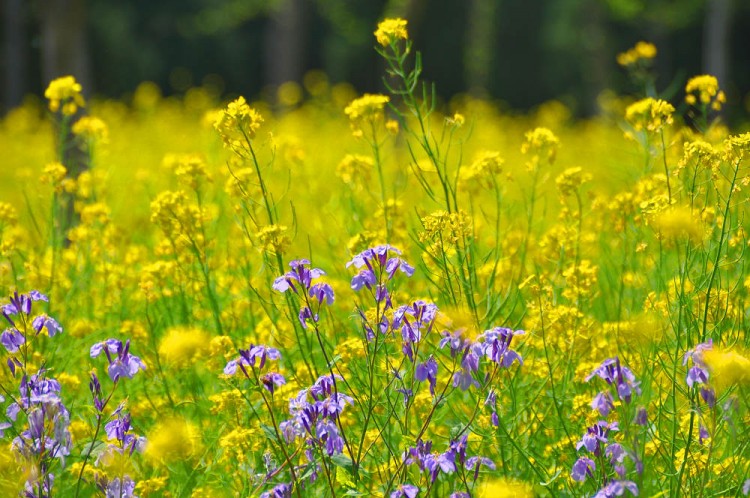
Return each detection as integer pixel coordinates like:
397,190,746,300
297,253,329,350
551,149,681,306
464,0,499,97
264,0,307,88
38,0,91,93
2,0,28,111
703,0,732,87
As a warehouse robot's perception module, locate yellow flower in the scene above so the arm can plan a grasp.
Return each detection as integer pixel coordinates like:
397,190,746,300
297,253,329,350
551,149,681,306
685,74,725,110
702,348,750,393
158,326,210,368
651,206,703,243
521,127,560,170
344,93,390,134
336,154,373,188
257,224,291,254
44,75,85,115
476,477,534,497
72,116,108,143
556,166,591,196
374,18,408,47
617,41,657,67
213,96,264,148
625,97,674,134
135,477,168,496
145,417,202,464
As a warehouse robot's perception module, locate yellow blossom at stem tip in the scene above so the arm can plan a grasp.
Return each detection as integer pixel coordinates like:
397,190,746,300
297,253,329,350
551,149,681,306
374,18,408,46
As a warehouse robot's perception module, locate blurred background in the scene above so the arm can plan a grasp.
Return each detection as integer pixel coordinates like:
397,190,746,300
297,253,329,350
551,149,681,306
2,0,749,120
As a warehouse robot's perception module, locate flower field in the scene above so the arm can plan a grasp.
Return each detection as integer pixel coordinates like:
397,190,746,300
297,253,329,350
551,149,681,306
1,19,749,498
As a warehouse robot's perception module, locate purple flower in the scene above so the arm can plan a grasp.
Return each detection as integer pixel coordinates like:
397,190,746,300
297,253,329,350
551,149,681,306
309,283,335,305
577,421,619,455
391,484,419,498
261,483,292,498
415,356,438,396
347,245,413,291
1,328,25,353
439,330,468,357
452,368,480,391
742,479,750,496
593,480,639,498
586,357,640,403
315,419,344,455
634,407,648,426
591,391,615,417
571,456,596,482
91,339,146,382
686,366,709,388
31,314,63,337
273,259,326,295
478,327,524,368
225,344,281,376
261,372,286,394
104,476,136,498
466,455,495,471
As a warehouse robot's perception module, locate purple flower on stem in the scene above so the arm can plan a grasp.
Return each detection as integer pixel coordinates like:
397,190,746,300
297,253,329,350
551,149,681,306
415,356,438,396
272,259,326,294
593,480,639,498
31,314,63,337
91,339,146,382
1,328,25,353
478,327,524,368
571,456,596,482
261,372,286,394
591,391,615,417
742,479,750,496
260,483,292,498
309,283,335,305
586,357,640,403
347,245,413,291
577,421,619,455
391,484,419,498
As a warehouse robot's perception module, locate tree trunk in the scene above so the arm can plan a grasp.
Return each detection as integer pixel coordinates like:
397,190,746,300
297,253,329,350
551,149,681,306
464,0,499,97
264,0,307,88
702,0,732,87
2,0,28,111
38,0,91,93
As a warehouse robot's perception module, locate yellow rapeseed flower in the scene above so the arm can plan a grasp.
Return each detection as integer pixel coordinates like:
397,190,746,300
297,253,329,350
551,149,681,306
702,348,750,393
44,75,85,115
651,206,703,243
617,41,657,67
213,96,264,148
374,18,408,46
135,477,168,496
476,477,534,497
344,94,389,136
158,326,210,368
625,97,674,134
521,127,559,170
337,154,373,188
145,417,202,464
685,75,726,110
72,116,108,143
257,224,291,254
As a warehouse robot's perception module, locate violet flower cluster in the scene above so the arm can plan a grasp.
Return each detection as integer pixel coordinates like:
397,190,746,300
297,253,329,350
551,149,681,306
279,373,354,467
2,290,61,357
93,404,146,497
273,259,334,329
402,435,495,489
6,369,72,497
90,338,146,382
683,340,715,408
347,244,414,309
224,344,286,394
572,357,645,497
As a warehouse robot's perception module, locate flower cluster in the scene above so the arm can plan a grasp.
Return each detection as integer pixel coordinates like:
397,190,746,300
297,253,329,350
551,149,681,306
2,290,61,357
90,338,146,382
44,75,85,115
279,374,354,457
347,244,414,311
685,74,726,111
402,435,495,487
224,344,286,394
624,97,674,134
213,96,264,148
616,41,656,67
374,18,409,47
273,259,334,329
573,357,645,496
